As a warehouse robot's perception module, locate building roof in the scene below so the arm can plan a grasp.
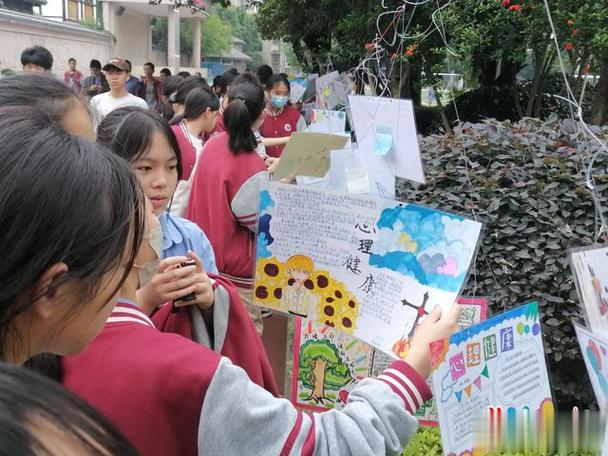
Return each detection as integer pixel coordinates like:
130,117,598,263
206,36,252,61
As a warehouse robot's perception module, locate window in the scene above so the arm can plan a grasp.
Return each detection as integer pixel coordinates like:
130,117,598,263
65,0,98,23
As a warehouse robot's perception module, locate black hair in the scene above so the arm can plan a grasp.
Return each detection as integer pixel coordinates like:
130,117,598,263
212,75,222,88
162,75,185,98
98,107,183,180
0,107,144,360
90,59,102,70
224,78,265,154
20,46,53,70
68,57,76,64
171,86,219,125
265,74,290,93
125,59,133,72
144,62,155,72
160,68,172,77
173,76,209,105
256,64,273,86
228,68,239,75
177,71,191,78
0,74,88,128
0,362,138,456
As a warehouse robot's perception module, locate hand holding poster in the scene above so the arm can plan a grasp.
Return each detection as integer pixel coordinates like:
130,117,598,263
254,183,482,355
430,302,553,456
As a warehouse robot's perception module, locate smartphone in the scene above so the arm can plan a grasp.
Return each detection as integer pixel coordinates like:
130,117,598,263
171,260,197,313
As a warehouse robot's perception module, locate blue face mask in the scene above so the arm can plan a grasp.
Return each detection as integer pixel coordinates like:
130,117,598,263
271,96,289,108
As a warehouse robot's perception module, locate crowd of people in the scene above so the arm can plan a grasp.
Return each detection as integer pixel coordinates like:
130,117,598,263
0,44,463,456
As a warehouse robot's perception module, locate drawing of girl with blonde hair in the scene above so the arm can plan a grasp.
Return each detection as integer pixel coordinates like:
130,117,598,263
281,255,319,318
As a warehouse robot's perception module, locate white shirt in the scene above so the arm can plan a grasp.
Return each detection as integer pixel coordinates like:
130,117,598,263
90,91,149,127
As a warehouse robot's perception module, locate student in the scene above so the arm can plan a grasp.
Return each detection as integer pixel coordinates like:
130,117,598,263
63,57,82,93
203,70,240,140
158,74,184,121
0,106,144,365
0,73,95,139
83,59,109,99
160,67,172,82
20,45,53,73
90,58,148,127
256,64,273,86
259,74,306,158
125,59,141,95
170,75,209,118
169,87,220,216
138,61,162,110
62,226,460,456
0,363,138,456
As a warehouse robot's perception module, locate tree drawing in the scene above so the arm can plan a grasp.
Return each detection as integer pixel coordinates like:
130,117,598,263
299,339,353,404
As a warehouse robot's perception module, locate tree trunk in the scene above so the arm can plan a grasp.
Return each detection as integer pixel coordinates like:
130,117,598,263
591,57,608,126
310,358,327,402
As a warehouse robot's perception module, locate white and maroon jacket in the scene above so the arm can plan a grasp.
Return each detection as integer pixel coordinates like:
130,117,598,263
187,132,268,289
63,302,431,456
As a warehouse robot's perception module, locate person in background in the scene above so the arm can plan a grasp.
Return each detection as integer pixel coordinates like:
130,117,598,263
83,59,109,99
177,71,191,78
211,75,222,96
158,74,184,121
124,59,140,95
0,363,138,456
256,64,273,87
90,58,148,127
138,61,162,110
20,46,53,73
160,67,172,82
63,57,82,93
170,75,209,119
259,74,306,158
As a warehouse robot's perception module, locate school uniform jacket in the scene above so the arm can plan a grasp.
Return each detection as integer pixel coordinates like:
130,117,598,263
62,301,432,456
259,105,306,158
171,123,199,181
187,132,268,289
152,273,280,396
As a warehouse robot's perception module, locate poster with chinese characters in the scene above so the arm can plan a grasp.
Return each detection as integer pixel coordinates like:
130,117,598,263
430,302,553,456
291,297,488,420
254,182,483,355
574,323,608,412
570,245,608,333
348,95,425,184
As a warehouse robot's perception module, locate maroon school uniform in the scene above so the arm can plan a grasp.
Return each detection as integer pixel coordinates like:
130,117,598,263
259,105,303,158
171,123,198,181
62,301,432,456
152,274,279,395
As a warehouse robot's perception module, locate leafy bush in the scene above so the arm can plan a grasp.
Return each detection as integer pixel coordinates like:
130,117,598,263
396,116,608,409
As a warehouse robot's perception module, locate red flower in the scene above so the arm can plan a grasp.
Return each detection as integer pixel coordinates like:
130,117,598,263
501,0,510,6
567,19,574,26
508,4,522,11
405,44,418,57
583,64,591,74
572,28,580,37
564,42,574,52
364,43,375,50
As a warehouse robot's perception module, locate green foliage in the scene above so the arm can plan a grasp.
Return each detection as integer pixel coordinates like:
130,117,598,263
201,14,232,57
299,339,352,390
151,14,231,59
402,427,442,456
215,6,263,65
397,117,608,409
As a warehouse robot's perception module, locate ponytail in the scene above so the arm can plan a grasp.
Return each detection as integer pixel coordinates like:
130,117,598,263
223,79,265,154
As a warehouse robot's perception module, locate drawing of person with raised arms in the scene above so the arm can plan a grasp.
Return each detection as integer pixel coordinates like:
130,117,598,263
282,255,319,318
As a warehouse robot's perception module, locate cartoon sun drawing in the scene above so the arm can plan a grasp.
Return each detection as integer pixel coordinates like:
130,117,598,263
254,256,360,333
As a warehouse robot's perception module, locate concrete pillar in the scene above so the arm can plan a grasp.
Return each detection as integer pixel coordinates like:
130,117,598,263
192,18,201,69
167,6,180,73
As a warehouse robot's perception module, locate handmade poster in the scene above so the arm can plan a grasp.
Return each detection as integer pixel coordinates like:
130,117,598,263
574,323,608,412
316,71,340,109
292,297,488,419
289,78,308,103
430,302,553,456
308,110,347,134
328,149,395,200
254,183,483,355
271,132,348,181
570,246,608,332
325,73,353,110
348,95,425,184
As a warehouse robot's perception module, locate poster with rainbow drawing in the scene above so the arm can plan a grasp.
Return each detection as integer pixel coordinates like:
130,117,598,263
291,297,488,421
430,302,553,456
574,323,608,412
570,245,608,333
254,183,483,356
